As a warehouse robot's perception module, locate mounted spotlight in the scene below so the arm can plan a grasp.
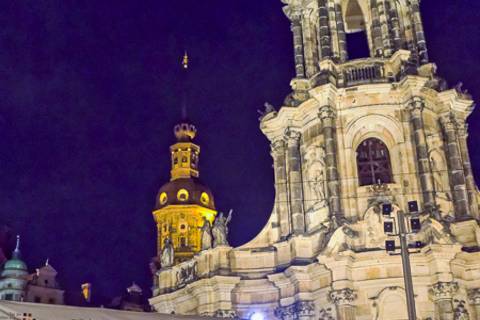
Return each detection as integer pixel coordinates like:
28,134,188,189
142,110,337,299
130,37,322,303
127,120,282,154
385,240,395,252
384,221,394,233
250,312,264,320
410,217,421,232
382,203,392,216
408,201,419,213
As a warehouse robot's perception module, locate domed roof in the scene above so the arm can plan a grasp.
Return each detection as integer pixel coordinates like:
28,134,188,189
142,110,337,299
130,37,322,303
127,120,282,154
155,178,215,210
1,236,28,278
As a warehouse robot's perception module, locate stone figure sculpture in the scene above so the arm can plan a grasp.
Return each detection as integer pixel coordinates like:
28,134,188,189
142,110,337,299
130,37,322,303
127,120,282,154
160,237,174,268
212,210,232,247
200,216,213,251
312,169,326,202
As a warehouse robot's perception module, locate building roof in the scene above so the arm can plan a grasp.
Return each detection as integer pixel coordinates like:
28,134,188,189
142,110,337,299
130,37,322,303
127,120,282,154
155,177,215,210
0,301,220,320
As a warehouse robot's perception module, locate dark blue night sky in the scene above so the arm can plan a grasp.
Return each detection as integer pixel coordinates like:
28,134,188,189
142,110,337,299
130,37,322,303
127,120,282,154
0,0,479,302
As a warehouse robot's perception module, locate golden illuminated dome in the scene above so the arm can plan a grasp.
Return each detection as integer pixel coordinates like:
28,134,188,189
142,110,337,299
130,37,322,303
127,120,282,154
155,177,215,210
174,122,197,142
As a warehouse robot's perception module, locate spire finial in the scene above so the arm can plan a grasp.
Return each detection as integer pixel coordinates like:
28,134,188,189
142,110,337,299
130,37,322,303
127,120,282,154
13,234,21,259
182,51,189,70
45,258,49,266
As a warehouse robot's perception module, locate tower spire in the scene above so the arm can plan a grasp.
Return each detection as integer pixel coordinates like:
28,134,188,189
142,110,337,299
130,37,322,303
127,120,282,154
13,234,21,259
181,51,189,121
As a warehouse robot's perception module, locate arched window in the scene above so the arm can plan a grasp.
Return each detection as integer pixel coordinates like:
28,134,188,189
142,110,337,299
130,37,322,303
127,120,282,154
356,138,393,186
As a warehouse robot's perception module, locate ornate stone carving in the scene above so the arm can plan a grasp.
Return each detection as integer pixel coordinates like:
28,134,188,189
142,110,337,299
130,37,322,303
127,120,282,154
467,288,480,305
318,105,336,120
318,307,336,320
329,288,357,306
200,216,213,251
274,304,296,320
453,299,470,320
295,300,315,317
285,127,302,145
430,282,459,300
176,260,197,288
160,237,174,269
214,309,238,318
212,210,232,247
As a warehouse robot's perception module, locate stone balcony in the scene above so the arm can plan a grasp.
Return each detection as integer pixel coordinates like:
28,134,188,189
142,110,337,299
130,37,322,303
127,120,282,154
290,50,417,94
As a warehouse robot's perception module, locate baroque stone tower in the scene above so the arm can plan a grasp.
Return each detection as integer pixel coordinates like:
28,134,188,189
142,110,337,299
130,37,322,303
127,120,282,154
150,1,480,319
152,122,217,265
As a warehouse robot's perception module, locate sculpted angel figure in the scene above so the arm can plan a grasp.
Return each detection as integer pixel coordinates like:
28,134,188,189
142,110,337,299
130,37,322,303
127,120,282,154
200,216,213,251
160,237,174,268
212,210,233,247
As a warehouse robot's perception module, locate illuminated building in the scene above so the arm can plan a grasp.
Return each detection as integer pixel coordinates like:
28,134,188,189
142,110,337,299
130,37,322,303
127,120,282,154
152,121,217,265
150,0,480,319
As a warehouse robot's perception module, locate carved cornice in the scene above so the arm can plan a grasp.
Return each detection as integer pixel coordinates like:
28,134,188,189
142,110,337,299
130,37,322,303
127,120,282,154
468,288,480,305
429,282,458,300
329,288,357,306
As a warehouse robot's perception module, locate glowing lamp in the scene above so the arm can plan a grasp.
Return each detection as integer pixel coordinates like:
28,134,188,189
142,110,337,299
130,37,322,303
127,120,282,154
250,312,264,320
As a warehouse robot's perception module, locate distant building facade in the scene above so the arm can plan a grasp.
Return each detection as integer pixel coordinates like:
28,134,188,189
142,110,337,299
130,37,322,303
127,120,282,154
150,1,480,319
0,236,64,305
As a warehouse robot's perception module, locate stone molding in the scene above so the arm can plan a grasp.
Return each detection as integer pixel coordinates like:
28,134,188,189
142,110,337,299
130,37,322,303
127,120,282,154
430,282,459,301
284,128,302,145
329,288,357,306
408,96,425,115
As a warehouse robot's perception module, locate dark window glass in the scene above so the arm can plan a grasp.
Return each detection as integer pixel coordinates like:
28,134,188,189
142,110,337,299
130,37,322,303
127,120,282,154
34,296,41,303
356,138,393,186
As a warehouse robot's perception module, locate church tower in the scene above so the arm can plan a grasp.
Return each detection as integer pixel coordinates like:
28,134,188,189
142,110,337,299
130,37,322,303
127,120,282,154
150,2,480,319
152,121,217,265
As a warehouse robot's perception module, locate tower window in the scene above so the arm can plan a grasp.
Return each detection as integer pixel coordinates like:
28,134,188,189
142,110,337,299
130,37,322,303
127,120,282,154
177,189,189,201
180,237,187,247
356,138,393,186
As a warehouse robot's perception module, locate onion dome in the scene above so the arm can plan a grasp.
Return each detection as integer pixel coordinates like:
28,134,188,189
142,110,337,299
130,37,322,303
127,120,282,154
155,177,215,210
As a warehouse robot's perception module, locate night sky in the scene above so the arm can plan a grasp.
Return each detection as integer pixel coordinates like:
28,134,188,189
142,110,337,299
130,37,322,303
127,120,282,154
0,0,479,303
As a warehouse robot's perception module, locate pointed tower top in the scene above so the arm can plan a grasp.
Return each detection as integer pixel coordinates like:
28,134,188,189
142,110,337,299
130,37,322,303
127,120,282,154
12,235,21,259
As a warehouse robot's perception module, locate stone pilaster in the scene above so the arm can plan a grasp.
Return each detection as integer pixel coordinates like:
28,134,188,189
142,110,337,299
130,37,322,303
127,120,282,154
468,288,480,319
317,0,332,60
301,9,319,78
377,0,393,57
288,9,306,79
334,2,348,62
429,281,458,320
319,106,342,226
408,97,435,209
440,114,470,220
271,139,292,240
329,288,357,320
410,0,429,64
389,1,402,51
285,128,306,235
370,0,384,57
456,122,479,218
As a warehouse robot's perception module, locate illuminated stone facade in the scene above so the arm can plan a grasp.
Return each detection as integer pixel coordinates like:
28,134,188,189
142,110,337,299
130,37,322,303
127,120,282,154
150,1,480,319
152,122,217,265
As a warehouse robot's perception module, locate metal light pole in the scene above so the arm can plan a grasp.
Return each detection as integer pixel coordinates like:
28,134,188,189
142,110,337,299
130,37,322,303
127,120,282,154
397,210,417,320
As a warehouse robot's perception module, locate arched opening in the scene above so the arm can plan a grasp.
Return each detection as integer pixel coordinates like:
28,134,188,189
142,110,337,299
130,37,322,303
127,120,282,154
344,0,370,59
356,138,393,186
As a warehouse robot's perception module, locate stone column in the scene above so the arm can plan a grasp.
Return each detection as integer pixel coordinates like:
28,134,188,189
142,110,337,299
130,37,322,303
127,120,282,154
290,12,306,79
410,0,429,64
456,122,479,218
319,106,342,226
370,0,384,57
271,139,292,240
286,128,306,235
301,9,320,78
317,0,332,60
377,0,394,56
440,114,470,219
329,288,357,320
430,281,458,320
388,0,402,51
408,97,436,209
468,288,480,319
334,2,348,62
